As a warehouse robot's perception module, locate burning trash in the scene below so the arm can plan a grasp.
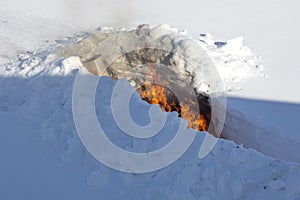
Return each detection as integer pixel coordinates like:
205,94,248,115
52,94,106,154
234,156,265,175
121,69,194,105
136,62,210,131
61,24,227,137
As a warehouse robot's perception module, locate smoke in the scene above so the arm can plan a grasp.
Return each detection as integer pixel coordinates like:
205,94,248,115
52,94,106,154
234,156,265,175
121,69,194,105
0,0,137,28
57,0,137,27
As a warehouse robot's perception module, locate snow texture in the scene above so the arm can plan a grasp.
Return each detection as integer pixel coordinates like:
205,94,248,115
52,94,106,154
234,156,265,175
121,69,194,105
1,11,300,200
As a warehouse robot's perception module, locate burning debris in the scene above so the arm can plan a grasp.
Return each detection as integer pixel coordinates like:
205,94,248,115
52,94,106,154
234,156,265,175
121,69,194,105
136,81,209,131
135,62,210,131
61,24,226,135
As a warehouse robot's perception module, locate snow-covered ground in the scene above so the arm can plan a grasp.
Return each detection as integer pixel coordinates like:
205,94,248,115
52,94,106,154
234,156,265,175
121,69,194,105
1,0,300,103
0,2,300,199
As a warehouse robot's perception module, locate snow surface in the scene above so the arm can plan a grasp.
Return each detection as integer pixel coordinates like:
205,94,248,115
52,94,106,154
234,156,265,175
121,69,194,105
1,9,300,200
1,52,300,199
0,10,78,65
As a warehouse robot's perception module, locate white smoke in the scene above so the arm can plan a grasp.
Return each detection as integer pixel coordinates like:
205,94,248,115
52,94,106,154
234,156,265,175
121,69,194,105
0,0,137,28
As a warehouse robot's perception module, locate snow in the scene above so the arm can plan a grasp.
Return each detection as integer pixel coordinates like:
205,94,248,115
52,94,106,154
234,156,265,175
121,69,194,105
0,112,105,200
0,10,77,65
2,0,299,103
0,8,300,200
227,97,300,146
198,34,265,92
222,104,300,164
60,23,263,94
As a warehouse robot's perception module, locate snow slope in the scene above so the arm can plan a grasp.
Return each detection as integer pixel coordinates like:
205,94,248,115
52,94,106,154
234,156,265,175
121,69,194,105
227,97,300,141
0,10,300,200
1,52,300,199
0,112,107,200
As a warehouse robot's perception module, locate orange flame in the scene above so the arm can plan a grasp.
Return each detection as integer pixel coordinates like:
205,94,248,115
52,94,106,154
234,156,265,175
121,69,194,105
137,63,208,131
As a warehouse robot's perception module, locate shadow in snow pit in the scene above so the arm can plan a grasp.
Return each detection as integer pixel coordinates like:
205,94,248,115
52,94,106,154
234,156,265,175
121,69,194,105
222,97,300,164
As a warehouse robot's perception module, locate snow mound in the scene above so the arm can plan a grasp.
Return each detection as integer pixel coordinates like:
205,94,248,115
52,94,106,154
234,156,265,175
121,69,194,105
60,24,264,94
1,23,300,199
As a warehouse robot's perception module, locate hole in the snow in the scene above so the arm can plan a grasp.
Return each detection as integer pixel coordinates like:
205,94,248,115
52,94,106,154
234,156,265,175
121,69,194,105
83,48,214,134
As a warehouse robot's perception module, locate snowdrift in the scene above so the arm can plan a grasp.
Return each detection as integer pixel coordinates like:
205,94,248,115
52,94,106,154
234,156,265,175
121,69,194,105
1,20,300,199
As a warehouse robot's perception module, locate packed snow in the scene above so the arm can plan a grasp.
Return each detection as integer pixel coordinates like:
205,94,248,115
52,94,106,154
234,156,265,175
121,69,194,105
1,10,300,200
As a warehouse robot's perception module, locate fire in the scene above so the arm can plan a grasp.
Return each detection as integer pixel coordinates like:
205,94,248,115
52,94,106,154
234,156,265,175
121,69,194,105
136,63,209,131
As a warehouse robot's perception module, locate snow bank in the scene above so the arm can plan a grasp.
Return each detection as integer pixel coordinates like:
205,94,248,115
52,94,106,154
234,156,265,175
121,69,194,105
222,105,300,163
1,19,299,199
